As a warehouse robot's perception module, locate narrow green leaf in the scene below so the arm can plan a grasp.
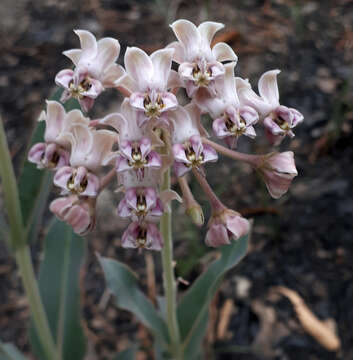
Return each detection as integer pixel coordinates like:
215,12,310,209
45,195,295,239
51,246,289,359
112,345,138,360
0,341,26,360
99,256,169,343
178,235,249,358
30,220,87,360
18,89,79,242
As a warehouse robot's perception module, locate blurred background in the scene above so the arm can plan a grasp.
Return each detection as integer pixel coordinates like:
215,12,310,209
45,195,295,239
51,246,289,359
1,0,353,359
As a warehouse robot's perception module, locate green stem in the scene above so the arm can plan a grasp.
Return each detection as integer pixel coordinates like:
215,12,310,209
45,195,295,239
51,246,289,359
160,168,182,359
0,118,60,360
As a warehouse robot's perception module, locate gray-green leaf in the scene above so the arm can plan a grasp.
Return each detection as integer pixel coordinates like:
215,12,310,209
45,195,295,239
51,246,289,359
99,256,170,344
30,219,87,360
178,235,249,359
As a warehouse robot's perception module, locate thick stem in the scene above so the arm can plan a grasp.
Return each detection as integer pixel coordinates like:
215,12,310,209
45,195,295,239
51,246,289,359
0,118,60,360
160,168,182,359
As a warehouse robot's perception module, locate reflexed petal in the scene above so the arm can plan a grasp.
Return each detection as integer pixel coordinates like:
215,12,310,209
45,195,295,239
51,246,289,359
167,69,183,89
170,20,200,57
169,106,200,144
44,100,66,143
114,73,137,95
74,29,97,59
198,21,224,45
102,64,125,88
212,42,238,63
63,49,82,66
124,47,153,90
96,37,120,70
69,124,94,167
258,69,280,107
166,41,185,64
237,79,273,115
150,48,174,90
194,87,225,117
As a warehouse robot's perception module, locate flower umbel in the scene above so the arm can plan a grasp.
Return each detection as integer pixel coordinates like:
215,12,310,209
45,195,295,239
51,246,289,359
31,19,301,250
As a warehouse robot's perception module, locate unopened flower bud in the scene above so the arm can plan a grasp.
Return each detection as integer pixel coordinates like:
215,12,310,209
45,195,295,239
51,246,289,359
256,151,298,199
50,195,96,235
206,209,250,247
186,202,204,227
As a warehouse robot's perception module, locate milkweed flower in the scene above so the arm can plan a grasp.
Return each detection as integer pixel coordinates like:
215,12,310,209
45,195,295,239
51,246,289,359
237,70,304,145
28,100,89,169
116,47,178,127
168,20,238,97
53,124,117,197
256,151,298,199
206,209,250,247
195,63,259,148
50,195,96,235
55,30,124,112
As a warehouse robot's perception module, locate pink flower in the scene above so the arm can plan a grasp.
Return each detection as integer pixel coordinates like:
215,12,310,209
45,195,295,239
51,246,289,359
54,166,100,197
28,101,89,169
50,195,95,235
55,30,124,112
117,187,163,222
168,20,238,97
195,63,259,148
65,124,117,172
116,137,162,180
116,47,178,126
28,142,69,170
256,151,298,199
237,70,303,145
205,209,250,247
172,134,218,177
122,222,163,250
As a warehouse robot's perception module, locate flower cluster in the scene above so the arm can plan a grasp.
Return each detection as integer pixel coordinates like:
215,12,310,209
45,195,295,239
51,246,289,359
29,20,303,249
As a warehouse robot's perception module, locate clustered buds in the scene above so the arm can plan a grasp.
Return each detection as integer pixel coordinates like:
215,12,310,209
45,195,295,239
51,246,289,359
29,20,303,249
